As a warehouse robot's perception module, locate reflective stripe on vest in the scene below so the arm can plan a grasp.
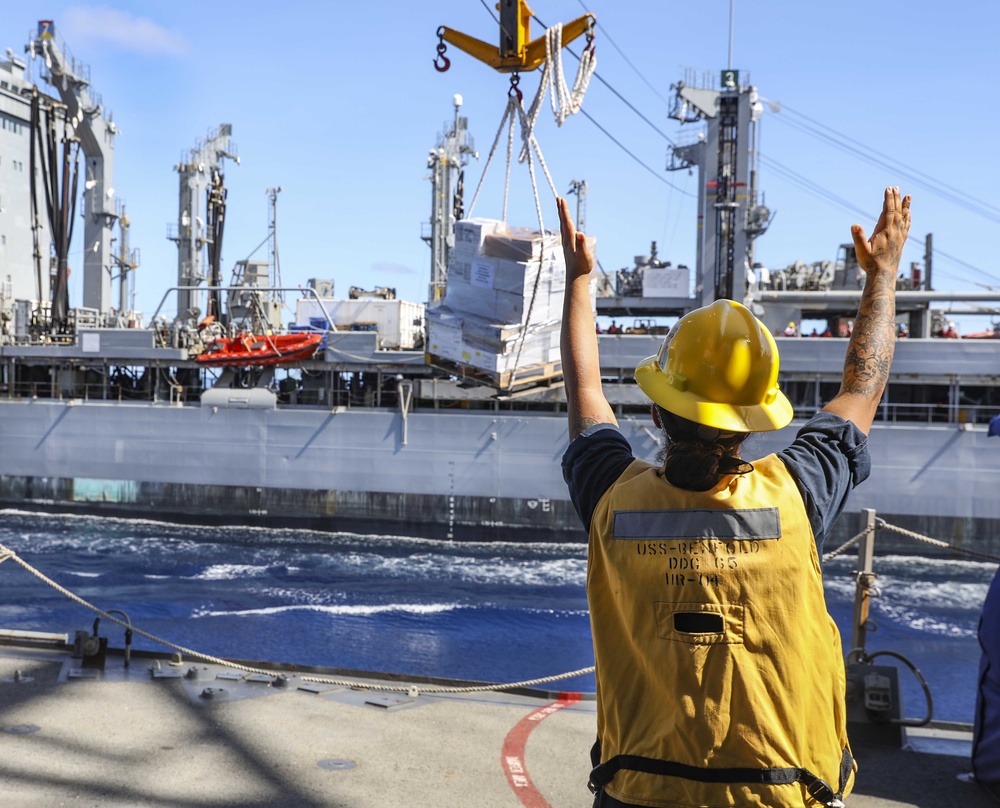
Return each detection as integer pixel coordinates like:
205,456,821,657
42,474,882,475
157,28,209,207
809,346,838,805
587,454,854,807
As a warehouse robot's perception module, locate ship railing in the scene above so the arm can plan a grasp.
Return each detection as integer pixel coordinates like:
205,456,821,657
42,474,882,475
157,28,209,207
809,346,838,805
6,380,113,402
826,508,1000,733
71,307,101,329
881,402,998,425
793,401,998,426
3,379,187,404
149,286,338,337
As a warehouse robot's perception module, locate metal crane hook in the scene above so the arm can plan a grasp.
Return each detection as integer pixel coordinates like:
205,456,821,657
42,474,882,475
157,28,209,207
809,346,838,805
434,27,450,72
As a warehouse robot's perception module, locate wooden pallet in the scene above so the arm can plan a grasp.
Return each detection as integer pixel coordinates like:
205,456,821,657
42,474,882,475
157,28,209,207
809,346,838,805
426,353,563,392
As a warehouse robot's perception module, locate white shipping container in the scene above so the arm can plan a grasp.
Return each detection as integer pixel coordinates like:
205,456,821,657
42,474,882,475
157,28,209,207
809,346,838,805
295,298,425,350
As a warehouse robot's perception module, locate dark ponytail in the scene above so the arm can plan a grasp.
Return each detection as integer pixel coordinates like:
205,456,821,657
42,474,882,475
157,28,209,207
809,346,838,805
655,406,752,491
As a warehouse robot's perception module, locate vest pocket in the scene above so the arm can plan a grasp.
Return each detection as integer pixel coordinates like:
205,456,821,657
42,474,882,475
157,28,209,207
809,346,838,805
655,601,745,645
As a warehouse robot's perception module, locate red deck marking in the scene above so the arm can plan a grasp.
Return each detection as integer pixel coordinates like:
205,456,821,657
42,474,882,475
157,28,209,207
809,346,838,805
501,692,583,808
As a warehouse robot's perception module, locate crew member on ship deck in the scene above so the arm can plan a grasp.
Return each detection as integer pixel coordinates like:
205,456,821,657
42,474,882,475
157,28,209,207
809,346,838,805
557,187,911,808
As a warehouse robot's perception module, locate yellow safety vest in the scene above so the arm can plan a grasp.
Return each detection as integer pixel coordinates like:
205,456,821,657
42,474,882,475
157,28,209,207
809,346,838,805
587,454,854,807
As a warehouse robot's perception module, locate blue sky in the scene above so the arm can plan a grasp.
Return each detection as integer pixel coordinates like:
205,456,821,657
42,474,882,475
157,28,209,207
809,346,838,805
4,2,999,330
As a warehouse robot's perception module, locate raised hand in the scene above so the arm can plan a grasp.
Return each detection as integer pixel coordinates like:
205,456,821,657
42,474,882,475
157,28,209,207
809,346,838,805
825,187,912,434
557,197,595,281
851,186,912,276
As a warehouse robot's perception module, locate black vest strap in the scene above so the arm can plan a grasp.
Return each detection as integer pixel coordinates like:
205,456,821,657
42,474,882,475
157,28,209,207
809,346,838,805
588,746,854,807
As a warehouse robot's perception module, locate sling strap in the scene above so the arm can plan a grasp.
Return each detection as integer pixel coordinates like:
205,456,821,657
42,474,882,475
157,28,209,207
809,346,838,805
588,746,853,807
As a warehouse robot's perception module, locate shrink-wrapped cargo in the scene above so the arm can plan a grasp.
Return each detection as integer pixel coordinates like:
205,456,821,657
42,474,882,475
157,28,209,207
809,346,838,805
427,218,596,386
425,307,560,375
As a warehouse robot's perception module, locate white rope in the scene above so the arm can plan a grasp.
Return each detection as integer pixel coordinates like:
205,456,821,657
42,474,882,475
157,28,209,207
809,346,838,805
0,541,595,694
822,519,1000,564
467,96,517,219
503,95,516,223
551,23,595,125
472,23,596,219
463,24,595,389
878,521,1000,563
516,97,560,201
504,97,554,392
822,525,877,562
519,22,596,163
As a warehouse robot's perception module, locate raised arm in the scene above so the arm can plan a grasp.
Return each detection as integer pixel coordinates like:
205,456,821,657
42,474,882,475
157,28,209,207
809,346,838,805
558,197,616,439
823,187,911,434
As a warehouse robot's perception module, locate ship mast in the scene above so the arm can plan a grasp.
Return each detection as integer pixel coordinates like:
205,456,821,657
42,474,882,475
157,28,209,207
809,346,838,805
170,125,238,323
667,70,771,307
111,202,139,318
424,94,476,305
267,186,283,305
567,179,588,233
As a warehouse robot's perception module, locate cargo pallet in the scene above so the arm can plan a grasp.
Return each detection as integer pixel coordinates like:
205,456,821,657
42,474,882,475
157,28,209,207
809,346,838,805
425,354,563,392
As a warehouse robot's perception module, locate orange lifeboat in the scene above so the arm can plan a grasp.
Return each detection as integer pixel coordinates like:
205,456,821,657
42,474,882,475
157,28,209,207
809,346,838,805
195,332,324,367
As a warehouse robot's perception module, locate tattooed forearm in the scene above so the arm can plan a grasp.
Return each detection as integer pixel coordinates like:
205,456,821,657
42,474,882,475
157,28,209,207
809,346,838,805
825,188,909,432
569,417,603,439
840,271,896,397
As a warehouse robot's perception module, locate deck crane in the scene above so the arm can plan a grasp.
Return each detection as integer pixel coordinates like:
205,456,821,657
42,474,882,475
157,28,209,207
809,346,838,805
434,1,594,75
27,20,118,322
431,0,597,221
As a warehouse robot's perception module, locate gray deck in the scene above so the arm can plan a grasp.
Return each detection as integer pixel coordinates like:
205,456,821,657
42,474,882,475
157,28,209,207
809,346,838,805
0,640,992,808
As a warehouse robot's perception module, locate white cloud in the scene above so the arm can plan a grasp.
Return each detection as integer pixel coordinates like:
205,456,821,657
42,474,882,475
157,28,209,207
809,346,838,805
60,6,188,57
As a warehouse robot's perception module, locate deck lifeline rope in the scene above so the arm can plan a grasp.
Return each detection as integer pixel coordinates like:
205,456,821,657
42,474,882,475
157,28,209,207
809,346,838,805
3,514,997,697
822,521,1000,564
0,541,593,695
822,524,878,562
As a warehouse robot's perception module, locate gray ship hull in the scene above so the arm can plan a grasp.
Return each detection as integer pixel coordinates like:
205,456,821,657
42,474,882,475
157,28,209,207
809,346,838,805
2,397,998,548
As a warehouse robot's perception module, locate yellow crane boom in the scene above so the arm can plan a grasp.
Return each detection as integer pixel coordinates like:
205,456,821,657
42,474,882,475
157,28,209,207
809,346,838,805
435,1,594,73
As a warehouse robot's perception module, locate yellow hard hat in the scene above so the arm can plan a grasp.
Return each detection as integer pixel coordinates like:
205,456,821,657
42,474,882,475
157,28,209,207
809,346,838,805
634,299,793,432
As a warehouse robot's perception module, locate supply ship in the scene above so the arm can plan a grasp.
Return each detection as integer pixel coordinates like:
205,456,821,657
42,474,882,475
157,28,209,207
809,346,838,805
2,21,999,548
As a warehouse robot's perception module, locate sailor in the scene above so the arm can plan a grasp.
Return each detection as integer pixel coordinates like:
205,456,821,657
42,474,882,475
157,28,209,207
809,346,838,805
557,187,912,808
974,566,1000,800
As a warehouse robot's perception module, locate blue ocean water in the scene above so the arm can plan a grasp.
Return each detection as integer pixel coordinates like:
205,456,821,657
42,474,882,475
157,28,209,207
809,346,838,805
0,509,992,723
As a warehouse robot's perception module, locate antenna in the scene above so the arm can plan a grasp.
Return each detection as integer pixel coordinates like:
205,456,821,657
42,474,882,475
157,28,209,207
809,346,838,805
267,186,282,303
567,180,588,233
728,0,735,70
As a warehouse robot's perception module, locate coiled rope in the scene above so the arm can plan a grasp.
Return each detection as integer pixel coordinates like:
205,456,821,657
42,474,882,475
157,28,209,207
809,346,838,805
0,541,593,695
